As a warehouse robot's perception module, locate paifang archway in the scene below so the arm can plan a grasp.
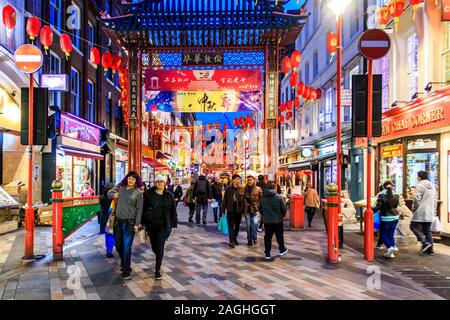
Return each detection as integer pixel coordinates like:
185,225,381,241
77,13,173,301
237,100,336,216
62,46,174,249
100,0,307,179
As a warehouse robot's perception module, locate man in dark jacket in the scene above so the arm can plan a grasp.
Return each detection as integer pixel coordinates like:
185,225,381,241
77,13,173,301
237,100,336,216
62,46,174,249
142,174,178,280
259,181,288,260
211,177,223,223
222,174,247,248
193,174,211,225
169,178,183,208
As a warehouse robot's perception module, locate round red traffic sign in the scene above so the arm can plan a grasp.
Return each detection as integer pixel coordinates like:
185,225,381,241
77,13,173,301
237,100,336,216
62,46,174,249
358,29,391,60
14,44,43,73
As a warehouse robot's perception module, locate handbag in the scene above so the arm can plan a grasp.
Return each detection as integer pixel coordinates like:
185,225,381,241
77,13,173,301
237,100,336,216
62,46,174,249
431,216,442,233
105,199,117,235
373,210,380,231
217,215,228,235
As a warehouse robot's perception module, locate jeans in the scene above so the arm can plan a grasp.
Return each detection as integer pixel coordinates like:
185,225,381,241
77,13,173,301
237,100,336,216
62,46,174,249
227,211,243,244
187,203,195,222
305,207,316,226
264,223,287,257
380,220,398,249
114,219,135,275
245,213,258,242
410,221,433,249
105,233,114,255
212,199,223,222
195,201,208,223
146,223,166,274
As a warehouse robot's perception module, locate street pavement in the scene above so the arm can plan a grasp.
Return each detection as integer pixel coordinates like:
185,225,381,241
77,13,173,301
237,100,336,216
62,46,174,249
0,205,445,300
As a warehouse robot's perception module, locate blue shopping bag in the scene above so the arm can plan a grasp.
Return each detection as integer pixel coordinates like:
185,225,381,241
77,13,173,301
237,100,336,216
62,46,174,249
218,215,228,235
374,211,380,231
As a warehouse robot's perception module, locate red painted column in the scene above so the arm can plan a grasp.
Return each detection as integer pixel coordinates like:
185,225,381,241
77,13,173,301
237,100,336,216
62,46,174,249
289,194,304,229
24,73,35,259
327,183,340,263
51,180,64,261
364,59,375,262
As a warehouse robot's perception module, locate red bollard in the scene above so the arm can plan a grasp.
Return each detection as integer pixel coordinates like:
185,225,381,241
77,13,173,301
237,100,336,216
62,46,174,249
51,180,64,261
327,184,340,263
290,194,304,229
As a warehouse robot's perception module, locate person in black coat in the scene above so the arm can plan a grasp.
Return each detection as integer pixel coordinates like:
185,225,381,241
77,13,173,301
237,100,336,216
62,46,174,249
169,178,183,207
142,174,178,280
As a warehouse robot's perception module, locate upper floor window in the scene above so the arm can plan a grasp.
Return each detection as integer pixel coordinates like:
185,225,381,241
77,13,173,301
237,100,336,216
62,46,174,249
443,22,450,82
407,33,419,100
50,0,62,30
325,88,334,129
105,98,112,130
312,0,319,28
71,67,80,116
88,22,95,55
49,52,61,109
69,5,82,51
313,50,319,79
87,81,95,123
305,61,310,84
380,56,390,111
350,0,360,38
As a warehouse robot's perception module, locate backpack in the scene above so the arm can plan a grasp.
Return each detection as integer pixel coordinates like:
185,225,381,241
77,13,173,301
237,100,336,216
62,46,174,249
196,179,207,194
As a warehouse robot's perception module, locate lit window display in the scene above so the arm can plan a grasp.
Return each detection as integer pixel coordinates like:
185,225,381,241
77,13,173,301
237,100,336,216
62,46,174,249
406,152,439,199
379,143,403,195
56,153,94,198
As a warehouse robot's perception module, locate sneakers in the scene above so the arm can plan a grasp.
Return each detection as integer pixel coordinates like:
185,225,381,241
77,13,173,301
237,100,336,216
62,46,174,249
383,247,395,259
393,246,399,252
421,242,433,253
376,245,385,250
253,239,258,245
154,272,162,280
203,220,207,225
122,273,131,280
280,248,289,256
188,219,193,223
264,256,274,261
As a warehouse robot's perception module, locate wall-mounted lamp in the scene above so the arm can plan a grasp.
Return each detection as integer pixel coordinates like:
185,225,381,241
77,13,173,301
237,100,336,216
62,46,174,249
411,92,425,100
424,82,450,93
390,100,408,108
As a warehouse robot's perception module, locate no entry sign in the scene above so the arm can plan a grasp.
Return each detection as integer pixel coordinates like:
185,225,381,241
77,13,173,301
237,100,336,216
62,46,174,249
358,29,391,60
14,44,43,74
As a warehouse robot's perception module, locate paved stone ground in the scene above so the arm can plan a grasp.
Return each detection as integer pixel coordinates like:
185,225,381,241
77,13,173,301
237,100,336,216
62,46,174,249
0,206,444,300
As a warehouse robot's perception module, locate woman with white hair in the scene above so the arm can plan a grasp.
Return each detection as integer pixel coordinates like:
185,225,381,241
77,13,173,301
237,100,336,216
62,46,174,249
142,174,178,280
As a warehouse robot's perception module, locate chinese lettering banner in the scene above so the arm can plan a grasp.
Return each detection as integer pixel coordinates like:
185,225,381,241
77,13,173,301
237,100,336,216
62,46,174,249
129,50,138,120
266,72,277,120
145,69,262,91
443,0,450,21
182,53,224,66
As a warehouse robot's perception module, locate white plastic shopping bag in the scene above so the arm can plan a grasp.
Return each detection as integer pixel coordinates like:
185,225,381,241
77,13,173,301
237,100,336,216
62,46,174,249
431,216,442,233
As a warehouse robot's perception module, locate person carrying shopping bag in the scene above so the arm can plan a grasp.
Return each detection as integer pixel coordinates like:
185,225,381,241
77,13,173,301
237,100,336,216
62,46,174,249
107,171,144,280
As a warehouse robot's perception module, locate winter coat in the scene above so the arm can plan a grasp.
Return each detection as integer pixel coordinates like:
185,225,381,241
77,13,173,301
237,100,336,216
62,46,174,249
185,185,195,204
303,188,320,208
373,189,399,218
170,184,183,201
244,185,262,214
221,185,247,213
193,176,211,203
259,189,286,224
142,187,178,238
211,182,223,201
412,180,437,222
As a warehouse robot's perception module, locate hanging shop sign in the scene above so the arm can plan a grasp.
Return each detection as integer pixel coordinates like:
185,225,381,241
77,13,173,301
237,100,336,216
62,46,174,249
380,144,403,158
142,145,155,159
341,89,352,106
41,74,68,91
182,52,224,66
266,72,277,120
318,143,337,157
380,86,450,140
145,69,262,91
60,113,101,146
443,0,450,21
301,147,313,158
146,90,262,112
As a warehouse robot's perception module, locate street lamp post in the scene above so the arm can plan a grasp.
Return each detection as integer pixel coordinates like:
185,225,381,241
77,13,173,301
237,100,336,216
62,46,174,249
327,0,351,262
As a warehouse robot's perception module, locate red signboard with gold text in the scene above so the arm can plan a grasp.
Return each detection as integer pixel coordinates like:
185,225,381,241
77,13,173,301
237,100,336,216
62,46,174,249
443,0,450,21
379,86,450,141
381,144,403,158
60,113,102,146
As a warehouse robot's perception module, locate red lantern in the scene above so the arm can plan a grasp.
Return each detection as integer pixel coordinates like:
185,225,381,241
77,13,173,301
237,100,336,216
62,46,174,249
234,118,239,127
165,125,170,132
316,88,322,100
279,115,285,123
60,34,73,60
327,32,338,57
39,26,53,53
250,119,256,128
290,50,301,69
294,97,300,108
281,56,292,74
286,112,293,121
303,86,311,100
280,103,286,112
261,122,265,129
90,48,101,65
290,72,298,88
26,17,40,41
207,124,213,131
246,114,251,124
310,89,317,101
102,51,113,72
297,81,305,96
240,116,245,126
389,0,406,28
151,104,158,113
287,101,293,111
409,0,422,19
377,6,390,29
2,5,16,30
304,170,312,175
112,54,121,72
179,136,183,143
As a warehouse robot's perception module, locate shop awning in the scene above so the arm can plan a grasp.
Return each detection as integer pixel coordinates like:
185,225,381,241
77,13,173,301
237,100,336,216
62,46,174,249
156,151,171,160
288,160,311,171
142,157,169,170
58,147,104,160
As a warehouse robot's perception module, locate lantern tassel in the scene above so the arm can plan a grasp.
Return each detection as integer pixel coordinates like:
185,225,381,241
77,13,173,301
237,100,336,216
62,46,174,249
65,52,69,60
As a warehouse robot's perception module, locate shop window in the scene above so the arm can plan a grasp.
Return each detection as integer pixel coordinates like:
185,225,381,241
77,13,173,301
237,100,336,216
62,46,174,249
379,143,404,195
407,33,419,100
406,152,439,200
443,22,450,82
